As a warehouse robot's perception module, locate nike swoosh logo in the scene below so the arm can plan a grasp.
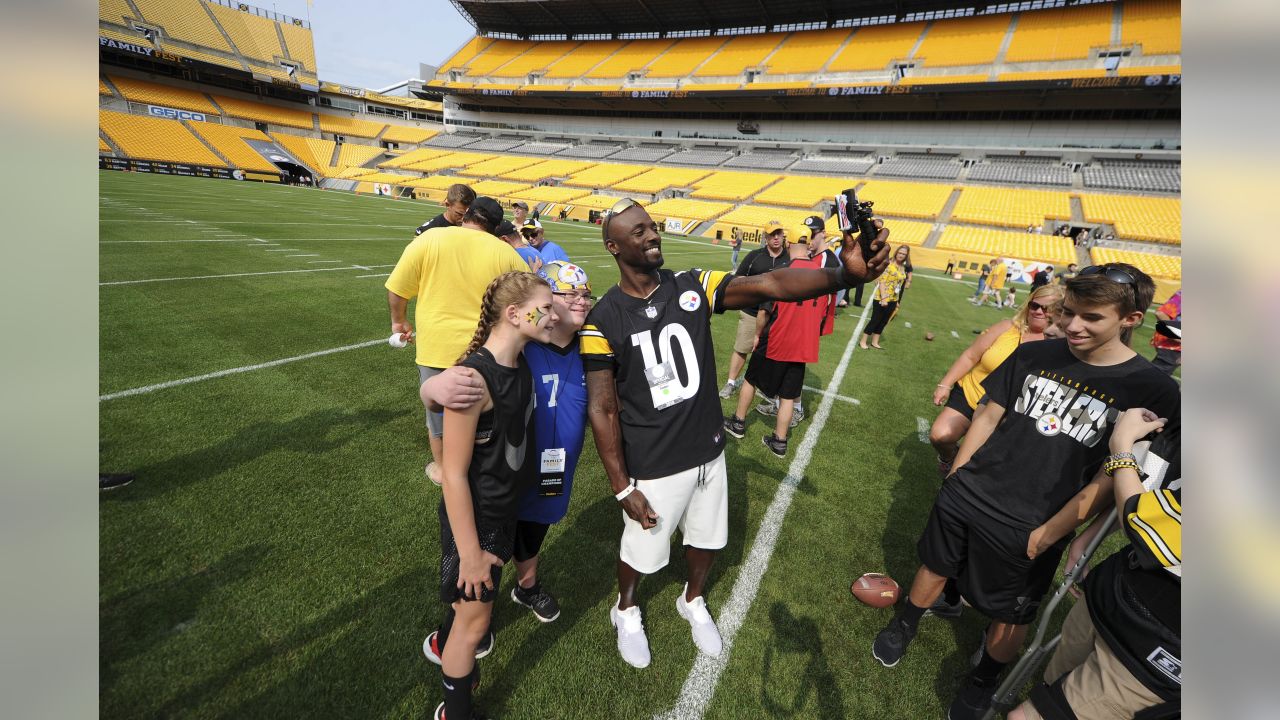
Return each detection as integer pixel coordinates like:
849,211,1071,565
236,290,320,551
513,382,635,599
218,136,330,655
443,681,455,691
504,390,535,471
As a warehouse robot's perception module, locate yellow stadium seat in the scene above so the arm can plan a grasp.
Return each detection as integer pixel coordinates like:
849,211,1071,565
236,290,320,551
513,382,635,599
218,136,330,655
694,33,786,77
132,0,232,52
913,14,1013,68
378,147,452,169
690,171,780,201
714,206,815,231
996,69,1108,82
881,219,934,247
1079,193,1181,244
439,37,495,72
765,29,853,74
401,175,459,191
613,168,714,194
501,159,597,182
402,151,492,173
564,164,649,189
100,136,113,153
545,40,626,78
212,95,314,129
318,114,387,138
207,3,284,65
828,22,926,72
270,132,334,172
168,45,245,72
109,75,218,114
753,175,846,209
334,142,384,170
187,120,280,173
99,109,225,166
1004,4,1115,62
99,78,114,96
277,20,316,71
380,125,440,144
950,186,1072,229
1089,247,1181,280
469,179,533,198
509,186,593,205
494,41,581,77
586,39,676,78
458,155,543,178
100,0,136,24
466,40,536,76
937,226,1076,266
566,194,624,211
855,180,953,219
1122,0,1181,55
644,197,734,224
645,37,730,78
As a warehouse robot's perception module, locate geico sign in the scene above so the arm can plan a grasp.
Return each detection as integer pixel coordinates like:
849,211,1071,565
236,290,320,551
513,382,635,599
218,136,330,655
147,106,207,122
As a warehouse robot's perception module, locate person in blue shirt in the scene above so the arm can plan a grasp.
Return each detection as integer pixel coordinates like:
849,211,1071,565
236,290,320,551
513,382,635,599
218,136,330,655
523,222,570,264
496,220,542,272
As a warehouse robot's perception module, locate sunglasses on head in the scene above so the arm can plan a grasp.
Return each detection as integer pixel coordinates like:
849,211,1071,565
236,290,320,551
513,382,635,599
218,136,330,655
1077,264,1139,304
601,197,640,241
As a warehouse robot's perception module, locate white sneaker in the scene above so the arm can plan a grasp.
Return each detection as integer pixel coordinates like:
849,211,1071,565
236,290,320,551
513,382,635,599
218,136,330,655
675,584,723,657
610,597,651,669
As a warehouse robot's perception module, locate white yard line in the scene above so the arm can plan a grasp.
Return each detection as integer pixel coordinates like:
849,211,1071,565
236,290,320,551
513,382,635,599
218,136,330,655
99,339,385,402
287,254,320,257
917,417,931,443
308,260,342,264
801,384,860,405
356,273,391,279
99,266,363,286
654,302,874,720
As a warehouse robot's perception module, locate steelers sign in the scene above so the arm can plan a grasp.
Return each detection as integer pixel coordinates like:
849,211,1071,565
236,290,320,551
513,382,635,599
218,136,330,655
1036,413,1063,437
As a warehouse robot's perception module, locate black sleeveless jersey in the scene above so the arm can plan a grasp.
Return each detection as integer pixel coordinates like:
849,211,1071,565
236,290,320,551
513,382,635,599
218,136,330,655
459,347,536,526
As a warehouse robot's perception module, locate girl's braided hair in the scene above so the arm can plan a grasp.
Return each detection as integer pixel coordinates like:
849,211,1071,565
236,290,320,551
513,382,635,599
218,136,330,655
457,271,547,363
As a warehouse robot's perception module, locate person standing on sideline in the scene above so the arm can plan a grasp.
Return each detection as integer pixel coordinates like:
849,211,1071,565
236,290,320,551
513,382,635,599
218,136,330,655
730,230,743,269
386,197,526,486
860,245,910,350
583,198,890,669
415,183,475,236
975,257,1007,307
945,254,957,275
718,220,789,399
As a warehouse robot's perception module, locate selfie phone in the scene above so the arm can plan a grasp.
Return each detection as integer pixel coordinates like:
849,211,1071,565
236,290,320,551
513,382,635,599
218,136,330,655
835,188,879,258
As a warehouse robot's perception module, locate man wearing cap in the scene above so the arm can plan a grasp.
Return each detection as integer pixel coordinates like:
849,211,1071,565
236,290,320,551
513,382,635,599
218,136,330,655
723,223,832,458
511,200,538,230
385,196,526,484
414,183,475,236
496,219,542,272
523,222,570,264
718,220,789,399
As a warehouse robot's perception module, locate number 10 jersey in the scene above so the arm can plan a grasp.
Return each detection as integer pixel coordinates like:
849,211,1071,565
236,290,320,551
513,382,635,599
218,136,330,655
581,268,733,479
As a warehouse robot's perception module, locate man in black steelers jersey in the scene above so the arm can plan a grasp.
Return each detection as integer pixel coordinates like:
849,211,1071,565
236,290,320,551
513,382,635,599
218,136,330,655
581,198,891,669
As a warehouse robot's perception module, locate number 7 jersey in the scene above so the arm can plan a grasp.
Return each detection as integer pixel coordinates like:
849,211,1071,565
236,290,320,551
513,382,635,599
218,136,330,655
580,269,734,479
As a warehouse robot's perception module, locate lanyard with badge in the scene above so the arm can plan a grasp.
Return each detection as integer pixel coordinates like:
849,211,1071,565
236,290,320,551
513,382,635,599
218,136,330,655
539,370,567,497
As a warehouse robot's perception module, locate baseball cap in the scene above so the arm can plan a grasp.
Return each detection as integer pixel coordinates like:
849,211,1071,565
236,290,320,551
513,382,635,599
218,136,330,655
469,196,504,230
788,224,811,244
763,219,784,234
538,260,591,294
803,215,826,234
521,220,543,234
494,220,519,238
511,200,529,210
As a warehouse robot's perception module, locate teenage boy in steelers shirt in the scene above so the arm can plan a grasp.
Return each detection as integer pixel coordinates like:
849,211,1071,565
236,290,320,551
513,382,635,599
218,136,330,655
871,263,1180,720
581,198,890,669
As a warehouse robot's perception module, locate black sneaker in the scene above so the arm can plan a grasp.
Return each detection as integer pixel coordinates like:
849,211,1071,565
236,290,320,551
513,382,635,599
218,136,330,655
872,616,917,668
422,629,495,666
723,415,746,439
946,680,996,720
925,595,963,619
762,433,787,458
99,472,134,491
512,583,561,622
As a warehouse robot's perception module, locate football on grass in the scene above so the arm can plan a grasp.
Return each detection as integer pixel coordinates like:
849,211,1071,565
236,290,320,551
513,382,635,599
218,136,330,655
925,332,935,341
851,573,900,608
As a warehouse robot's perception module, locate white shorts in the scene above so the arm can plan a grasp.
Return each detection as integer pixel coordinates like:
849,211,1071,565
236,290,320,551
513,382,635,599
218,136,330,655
619,452,729,574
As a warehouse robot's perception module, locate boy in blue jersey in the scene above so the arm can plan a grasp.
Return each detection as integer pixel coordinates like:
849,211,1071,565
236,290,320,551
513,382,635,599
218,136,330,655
418,261,593,661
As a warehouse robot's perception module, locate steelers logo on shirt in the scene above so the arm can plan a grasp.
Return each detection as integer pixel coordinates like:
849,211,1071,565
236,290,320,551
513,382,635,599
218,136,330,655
1036,413,1063,437
679,290,701,312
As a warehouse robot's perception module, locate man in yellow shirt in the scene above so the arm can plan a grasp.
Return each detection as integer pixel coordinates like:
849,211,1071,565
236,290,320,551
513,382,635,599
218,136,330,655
385,197,527,483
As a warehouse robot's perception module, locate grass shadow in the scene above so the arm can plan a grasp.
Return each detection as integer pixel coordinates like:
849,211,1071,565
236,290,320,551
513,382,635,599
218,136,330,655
760,602,845,719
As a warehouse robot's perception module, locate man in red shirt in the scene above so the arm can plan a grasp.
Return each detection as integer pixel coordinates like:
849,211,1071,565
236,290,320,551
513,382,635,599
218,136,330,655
723,224,832,457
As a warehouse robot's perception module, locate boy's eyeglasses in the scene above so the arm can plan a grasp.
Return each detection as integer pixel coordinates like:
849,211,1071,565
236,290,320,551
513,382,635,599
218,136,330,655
553,291,594,306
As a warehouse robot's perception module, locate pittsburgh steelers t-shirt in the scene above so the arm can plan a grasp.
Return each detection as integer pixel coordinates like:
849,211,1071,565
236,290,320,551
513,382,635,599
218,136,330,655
952,338,1180,530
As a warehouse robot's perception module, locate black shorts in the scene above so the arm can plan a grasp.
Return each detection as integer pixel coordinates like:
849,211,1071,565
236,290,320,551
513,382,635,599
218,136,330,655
439,501,513,604
745,354,804,401
917,478,1069,624
945,384,974,420
513,520,550,562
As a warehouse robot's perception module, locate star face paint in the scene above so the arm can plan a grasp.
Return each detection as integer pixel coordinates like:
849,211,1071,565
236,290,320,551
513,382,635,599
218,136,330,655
525,306,547,326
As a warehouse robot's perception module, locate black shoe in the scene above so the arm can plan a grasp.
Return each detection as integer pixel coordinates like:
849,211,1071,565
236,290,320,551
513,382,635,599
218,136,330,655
422,629,494,666
723,415,746,439
872,616,917,668
925,595,963,619
762,433,787,458
947,680,996,720
512,582,561,622
99,472,134,491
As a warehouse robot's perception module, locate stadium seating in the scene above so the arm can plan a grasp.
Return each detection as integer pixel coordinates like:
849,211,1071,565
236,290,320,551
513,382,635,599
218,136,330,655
380,125,440,144
501,159,597,182
100,136,113,153
278,20,317,71
644,197,733,223
608,145,675,163
913,14,1013,68
206,3,284,65
333,142,384,170
566,194,624,211
100,0,136,24
469,179,534,198
1122,0,1181,55
723,150,796,170
464,40,535,76
714,205,816,230
270,133,335,171
132,0,233,53
108,75,218,114
495,41,580,76
937,226,1076,266
99,78,114,96
856,179,953,219
666,148,732,166
881,219,934,247
564,163,649,189
1079,193,1181,244
377,147,452,169
1004,4,1115,62
791,154,875,175
212,95,314,129
612,168,713,194
465,136,529,152
557,141,623,159
99,109,226,167
510,139,572,155
875,157,962,180
187,120,280,173
425,132,484,149
690,171,780,201
645,37,729,77
950,186,1072,228
438,36,494,73
753,175,845,209
401,175,458,191
401,151,491,173
318,114,386,139
1082,164,1180,193
544,40,626,78
1089,247,1181,281
828,22,926,72
764,28,852,74
585,39,676,78
968,159,1072,186
457,155,542,178
509,186,593,205
694,33,785,77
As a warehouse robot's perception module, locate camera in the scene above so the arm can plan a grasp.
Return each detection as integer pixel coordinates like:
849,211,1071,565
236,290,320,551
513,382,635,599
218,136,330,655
835,188,880,258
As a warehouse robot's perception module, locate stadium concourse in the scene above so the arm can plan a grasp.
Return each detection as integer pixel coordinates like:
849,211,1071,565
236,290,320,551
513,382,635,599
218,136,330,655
99,0,1182,718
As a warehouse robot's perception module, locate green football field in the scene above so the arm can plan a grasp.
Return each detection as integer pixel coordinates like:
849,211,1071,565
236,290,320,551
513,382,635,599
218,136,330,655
99,170,1164,719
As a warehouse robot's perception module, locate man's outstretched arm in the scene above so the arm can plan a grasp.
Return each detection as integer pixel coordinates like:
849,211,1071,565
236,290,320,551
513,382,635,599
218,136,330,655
721,223,891,311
